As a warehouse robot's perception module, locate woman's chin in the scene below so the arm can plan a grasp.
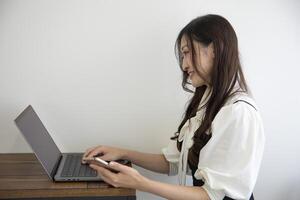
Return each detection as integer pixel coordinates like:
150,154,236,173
192,81,205,88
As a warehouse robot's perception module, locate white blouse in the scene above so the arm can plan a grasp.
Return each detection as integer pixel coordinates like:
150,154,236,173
162,88,265,200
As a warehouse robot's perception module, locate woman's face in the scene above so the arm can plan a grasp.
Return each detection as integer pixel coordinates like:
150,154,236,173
180,35,214,88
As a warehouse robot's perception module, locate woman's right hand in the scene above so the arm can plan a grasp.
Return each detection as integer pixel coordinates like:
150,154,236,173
81,145,128,164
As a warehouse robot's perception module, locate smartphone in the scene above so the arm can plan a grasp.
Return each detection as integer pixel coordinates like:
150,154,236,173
83,157,119,173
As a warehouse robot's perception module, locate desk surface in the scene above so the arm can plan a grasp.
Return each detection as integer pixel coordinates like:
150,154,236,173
0,153,136,199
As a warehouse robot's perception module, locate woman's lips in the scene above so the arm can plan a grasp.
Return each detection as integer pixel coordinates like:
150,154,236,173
188,72,194,77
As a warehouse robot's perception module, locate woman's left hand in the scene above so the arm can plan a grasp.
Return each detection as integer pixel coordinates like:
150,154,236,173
89,161,148,190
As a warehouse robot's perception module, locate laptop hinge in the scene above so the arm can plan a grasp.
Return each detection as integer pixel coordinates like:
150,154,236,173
51,154,63,180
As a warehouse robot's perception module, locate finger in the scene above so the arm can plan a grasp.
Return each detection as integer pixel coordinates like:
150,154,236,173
82,149,93,164
108,161,130,173
90,165,115,186
85,146,101,158
83,148,104,164
90,164,110,176
87,147,105,159
90,164,117,181
99,174,115,186
82,147,97,161
98,154,112,161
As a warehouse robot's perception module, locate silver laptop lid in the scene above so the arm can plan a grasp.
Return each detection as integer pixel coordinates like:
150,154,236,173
14,105,62,179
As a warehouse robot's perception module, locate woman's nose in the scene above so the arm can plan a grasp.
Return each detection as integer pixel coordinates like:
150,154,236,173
182,57,190,72
182,63,189,72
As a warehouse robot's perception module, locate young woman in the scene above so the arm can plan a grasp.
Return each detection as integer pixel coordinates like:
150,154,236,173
82,14,265,200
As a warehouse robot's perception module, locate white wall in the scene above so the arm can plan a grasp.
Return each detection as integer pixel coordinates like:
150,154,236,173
0,0,299,199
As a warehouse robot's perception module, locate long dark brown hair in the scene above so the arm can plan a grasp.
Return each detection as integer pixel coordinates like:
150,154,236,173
173,14,248,167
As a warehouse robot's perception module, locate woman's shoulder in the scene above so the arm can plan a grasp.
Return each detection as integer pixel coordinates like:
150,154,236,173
210,91,265,145
222,91,259,113
213,91,262,126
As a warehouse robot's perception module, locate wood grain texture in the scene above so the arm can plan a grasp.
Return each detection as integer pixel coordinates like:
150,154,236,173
0,153,136,199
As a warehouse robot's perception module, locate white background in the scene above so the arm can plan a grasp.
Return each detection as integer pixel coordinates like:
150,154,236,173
0,0,299,199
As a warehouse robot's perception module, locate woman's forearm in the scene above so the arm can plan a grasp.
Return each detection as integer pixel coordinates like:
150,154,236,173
123,149,169,174
138,177,210,200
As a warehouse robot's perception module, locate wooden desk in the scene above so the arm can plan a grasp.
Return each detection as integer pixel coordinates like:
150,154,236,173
0,153,136,199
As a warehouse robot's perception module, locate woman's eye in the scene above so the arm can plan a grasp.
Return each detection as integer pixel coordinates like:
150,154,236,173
183,52,190,58
181,51,189,60
181,51,188,57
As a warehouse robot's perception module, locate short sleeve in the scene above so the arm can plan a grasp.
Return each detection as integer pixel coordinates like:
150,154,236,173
194,102,265,200
162,139,180,176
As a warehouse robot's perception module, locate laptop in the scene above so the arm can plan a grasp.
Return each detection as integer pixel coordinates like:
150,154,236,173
14,105,110,182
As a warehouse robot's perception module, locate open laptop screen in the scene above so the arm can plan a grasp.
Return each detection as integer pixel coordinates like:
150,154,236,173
14,105,61,179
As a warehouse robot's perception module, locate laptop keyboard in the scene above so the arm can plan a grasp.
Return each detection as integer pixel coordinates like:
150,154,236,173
61,154,97,177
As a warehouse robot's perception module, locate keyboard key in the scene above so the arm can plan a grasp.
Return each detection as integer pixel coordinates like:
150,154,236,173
61,154,97,177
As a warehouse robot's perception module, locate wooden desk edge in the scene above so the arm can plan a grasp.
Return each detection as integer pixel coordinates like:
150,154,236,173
0,153,136,199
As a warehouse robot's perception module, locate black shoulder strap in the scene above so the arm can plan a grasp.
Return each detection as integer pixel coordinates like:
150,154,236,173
233,100,257,111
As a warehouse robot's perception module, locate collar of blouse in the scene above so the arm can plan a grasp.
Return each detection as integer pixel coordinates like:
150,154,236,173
177,86,212,185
